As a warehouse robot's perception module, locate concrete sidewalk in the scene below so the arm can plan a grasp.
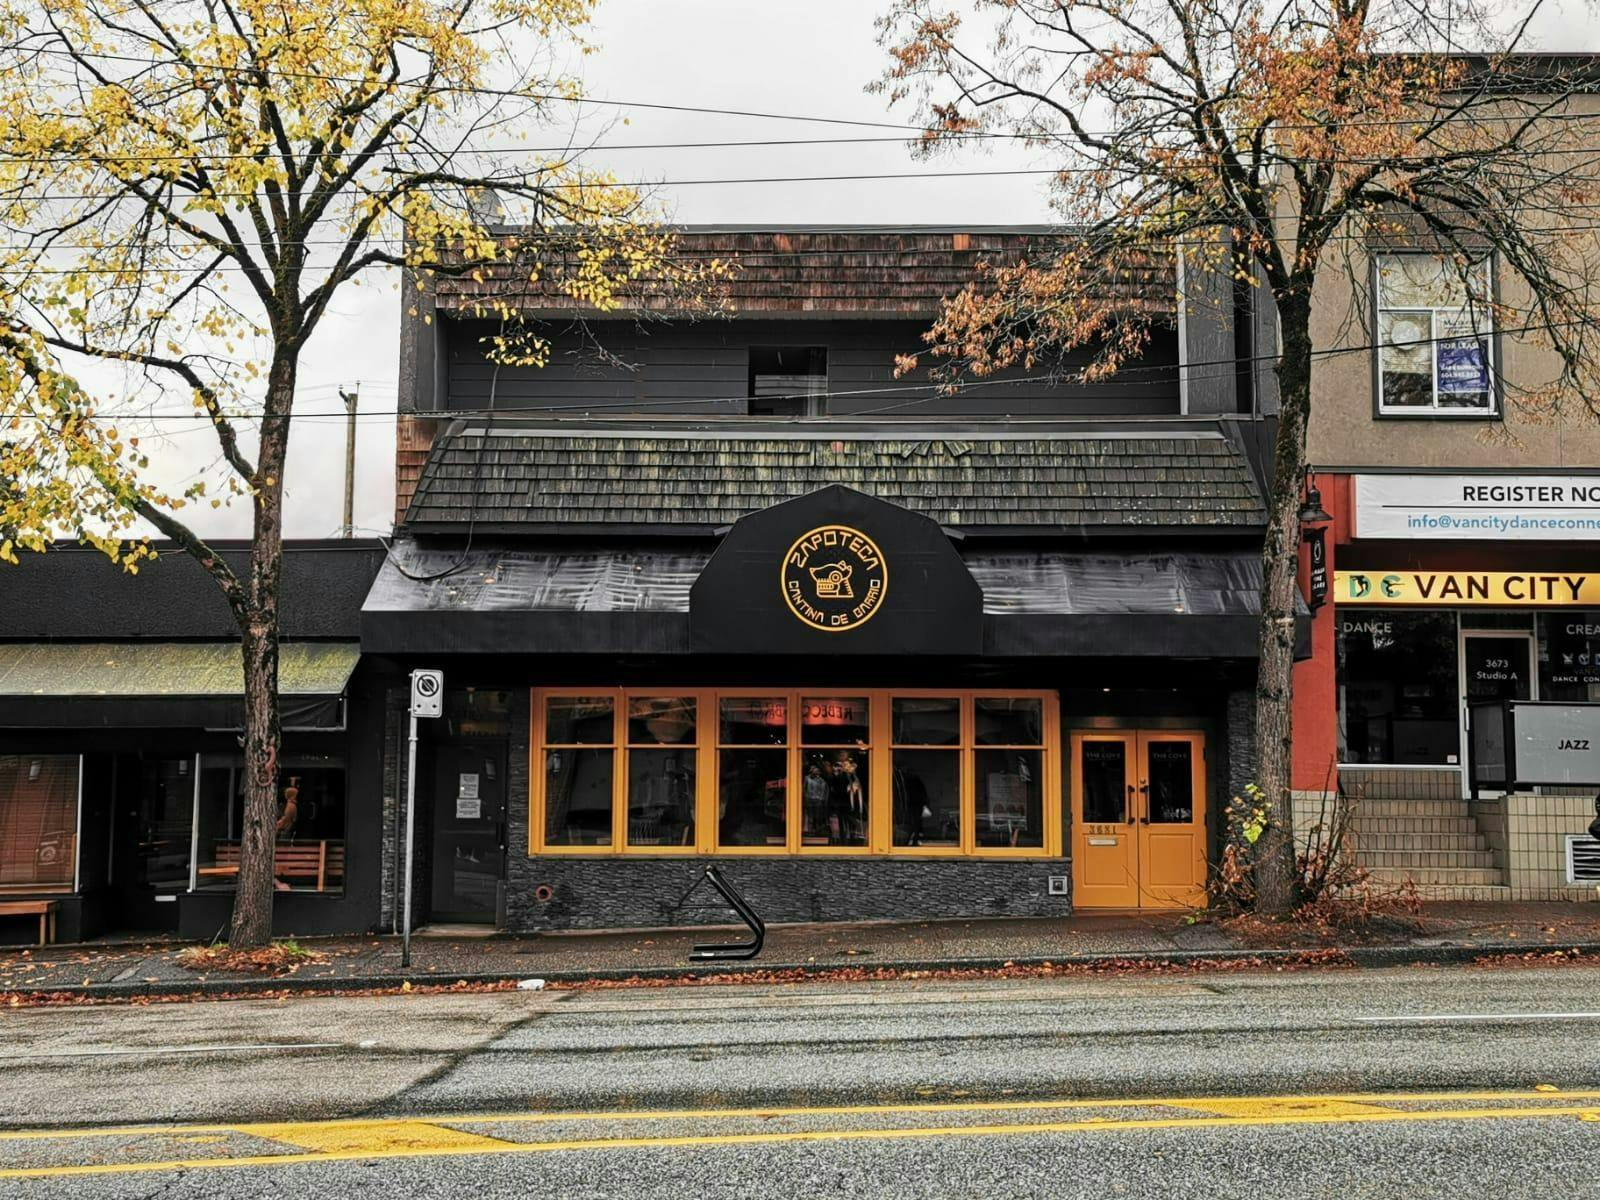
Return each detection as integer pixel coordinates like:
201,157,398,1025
2,901,1598,1000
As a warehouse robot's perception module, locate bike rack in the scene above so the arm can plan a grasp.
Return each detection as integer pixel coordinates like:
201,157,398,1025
667,866,766,961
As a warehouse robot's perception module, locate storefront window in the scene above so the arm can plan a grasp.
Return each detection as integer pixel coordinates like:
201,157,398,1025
194,753,347,891
1338,610,1460,764
626,696,696,848
0,754,78,890
977,750,1044,848
892,698,960,847
718,697,787,848
543,696,615,846
975,699,1047,848
532,689,1060,858
799,698,868,847
1539,611,1600,702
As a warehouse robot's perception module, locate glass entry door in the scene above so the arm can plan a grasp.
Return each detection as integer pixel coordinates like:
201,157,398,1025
1071,731,1207,909
428,741,507,923
1459,629,1536,793
110,755,197,931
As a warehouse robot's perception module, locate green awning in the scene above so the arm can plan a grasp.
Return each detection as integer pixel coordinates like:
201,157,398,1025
0,642,360,729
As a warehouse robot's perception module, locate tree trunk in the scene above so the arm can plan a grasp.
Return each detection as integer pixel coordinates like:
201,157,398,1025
228,354,295,950
1252,292,1314,918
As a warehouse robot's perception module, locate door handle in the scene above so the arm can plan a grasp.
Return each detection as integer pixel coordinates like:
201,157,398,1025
1139,780,1150,824
1126,783,1137,825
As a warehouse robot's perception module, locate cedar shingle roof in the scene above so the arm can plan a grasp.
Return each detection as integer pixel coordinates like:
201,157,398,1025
431,226,1174,318
402,424,1265,531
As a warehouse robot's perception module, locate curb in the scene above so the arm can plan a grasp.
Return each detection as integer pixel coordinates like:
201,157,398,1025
5,940,1599,1003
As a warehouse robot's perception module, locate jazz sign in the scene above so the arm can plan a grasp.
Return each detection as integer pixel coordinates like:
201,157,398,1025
1336,571,1600,606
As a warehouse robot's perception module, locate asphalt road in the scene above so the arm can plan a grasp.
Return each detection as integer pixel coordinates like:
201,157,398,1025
3,962,1600,1197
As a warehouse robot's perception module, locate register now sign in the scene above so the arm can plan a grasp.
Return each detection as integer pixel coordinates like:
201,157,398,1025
1354,474,1600,540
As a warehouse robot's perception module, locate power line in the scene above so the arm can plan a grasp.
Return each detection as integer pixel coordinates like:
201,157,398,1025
4,310,1571,428
12,145,1600,203
10,39,1600,140
3,41,921,131
14,199,1600,255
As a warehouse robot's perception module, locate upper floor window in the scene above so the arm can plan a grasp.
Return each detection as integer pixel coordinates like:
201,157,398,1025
749,346,827,416
1375,254,1496,416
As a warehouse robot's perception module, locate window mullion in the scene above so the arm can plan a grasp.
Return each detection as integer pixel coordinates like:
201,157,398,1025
787,691,800,854
871,690,889,855
961,695,975,855
612,690,626,855
696,689,712,855
529,689,542,855
1429,308,1441,412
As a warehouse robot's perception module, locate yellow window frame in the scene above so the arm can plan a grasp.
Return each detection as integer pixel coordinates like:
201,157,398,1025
529,687,1061,859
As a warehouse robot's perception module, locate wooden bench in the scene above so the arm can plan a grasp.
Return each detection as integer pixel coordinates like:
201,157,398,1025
0,899,58,946
197,841,345,891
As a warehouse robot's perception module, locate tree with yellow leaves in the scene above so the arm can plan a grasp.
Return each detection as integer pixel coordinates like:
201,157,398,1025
878,1,1600,915
0,0,727,947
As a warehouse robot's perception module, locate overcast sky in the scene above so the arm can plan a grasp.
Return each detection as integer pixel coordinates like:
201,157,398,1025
126,0,1592,541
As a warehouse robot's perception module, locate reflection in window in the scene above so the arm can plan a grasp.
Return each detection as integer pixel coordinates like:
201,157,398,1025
544,748,613,846
1145,742,1194,823
1337,610,1459,764
0,755,78,889
628,749,695,847
628,696,696,745
134,758,194,889
975,697,1043,745
195,754,346,891
892,697,959,746
891,749,959,847
801,749,868,847
977,749,1044,848
1376,254,1495,414
801,697,870,746
626,696,697,847
546,696,615,744
1539,611,1600,702
718,748,787,847
1079,741,1128,824
719,697,787,745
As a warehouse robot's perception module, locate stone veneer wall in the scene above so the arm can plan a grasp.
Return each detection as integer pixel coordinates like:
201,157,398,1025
502,691,1073,930
1502,793,1599,901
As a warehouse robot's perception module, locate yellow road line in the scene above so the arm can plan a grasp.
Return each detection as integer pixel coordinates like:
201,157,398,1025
4,1087,1599,1142
2,1102,1599,1180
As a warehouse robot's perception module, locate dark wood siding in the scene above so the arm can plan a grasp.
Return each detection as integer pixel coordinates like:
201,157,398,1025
442,318,1179,418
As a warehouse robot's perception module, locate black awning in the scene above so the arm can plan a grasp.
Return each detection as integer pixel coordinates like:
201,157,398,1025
363,540,1305,660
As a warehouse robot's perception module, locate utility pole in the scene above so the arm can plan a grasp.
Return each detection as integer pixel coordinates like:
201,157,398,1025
339,385,359,537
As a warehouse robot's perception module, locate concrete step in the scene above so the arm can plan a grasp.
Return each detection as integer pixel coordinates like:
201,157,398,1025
1349,798,1472,817
1360,849,1497,869
1366,866,1505,887
1402,883,1514,901
1353,832,1488,852
1350,816,1480,835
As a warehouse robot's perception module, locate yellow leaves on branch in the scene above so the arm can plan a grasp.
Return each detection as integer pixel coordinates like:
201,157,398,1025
0,0,720,569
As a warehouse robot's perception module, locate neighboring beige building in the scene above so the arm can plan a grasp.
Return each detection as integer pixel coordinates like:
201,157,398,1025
1293,83,1600,899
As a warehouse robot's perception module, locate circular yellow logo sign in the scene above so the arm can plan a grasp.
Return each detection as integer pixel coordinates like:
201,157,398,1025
781,525,889,632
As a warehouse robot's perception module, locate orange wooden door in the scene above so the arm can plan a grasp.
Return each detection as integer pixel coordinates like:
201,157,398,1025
1135,732,1208,909
1069,733,1139,908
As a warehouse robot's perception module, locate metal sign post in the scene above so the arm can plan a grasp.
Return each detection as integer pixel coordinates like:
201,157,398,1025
402,669,443,968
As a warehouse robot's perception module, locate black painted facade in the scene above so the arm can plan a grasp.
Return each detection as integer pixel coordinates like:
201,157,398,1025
0,543,388,943
0,226,1288,945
